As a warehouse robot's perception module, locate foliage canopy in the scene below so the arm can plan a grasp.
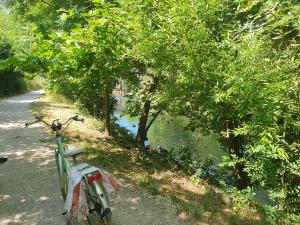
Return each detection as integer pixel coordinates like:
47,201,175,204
5,0,300,223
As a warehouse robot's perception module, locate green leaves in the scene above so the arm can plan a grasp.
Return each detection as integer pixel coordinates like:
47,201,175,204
5,0,300,218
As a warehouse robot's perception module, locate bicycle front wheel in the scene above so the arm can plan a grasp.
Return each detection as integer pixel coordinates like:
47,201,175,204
55,150,68,200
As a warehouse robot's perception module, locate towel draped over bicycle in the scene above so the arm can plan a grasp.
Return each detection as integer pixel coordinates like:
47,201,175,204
65,163,120,221
25,115,120,225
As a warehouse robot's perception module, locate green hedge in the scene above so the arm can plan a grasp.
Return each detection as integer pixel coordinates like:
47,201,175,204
0,72,42,97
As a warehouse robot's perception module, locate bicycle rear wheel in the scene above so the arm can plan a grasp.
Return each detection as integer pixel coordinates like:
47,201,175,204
87,209,112,225
85,189,112,225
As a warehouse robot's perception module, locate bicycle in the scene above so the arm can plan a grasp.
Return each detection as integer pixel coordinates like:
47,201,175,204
25,115,112,225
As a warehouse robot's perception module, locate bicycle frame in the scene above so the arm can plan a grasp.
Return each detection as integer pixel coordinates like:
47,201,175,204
25,115,111,221
55,134,109,210
56,136,69,171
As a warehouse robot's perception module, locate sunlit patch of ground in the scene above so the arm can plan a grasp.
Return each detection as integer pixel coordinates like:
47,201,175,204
33,93,268,225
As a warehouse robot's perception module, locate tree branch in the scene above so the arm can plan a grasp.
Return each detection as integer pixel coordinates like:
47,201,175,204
40,0,57,9
146,109,162,132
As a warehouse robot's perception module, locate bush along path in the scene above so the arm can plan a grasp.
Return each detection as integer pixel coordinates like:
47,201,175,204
32,93,275,225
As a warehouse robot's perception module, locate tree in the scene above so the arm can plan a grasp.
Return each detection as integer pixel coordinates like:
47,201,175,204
0,8,35,96
6,1,300,219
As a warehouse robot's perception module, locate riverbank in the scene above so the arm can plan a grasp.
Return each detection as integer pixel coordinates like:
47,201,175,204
32,92,269,225
114,96,225,165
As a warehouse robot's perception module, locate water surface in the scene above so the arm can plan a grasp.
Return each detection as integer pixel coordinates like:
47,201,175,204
114,96,225,163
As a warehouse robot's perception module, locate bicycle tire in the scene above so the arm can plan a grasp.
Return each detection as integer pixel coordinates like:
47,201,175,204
87,212,112,225
85,189,112,225
61,169,68,200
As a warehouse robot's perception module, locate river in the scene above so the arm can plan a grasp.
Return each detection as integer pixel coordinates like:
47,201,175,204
114,96,225,164
114,96,277,205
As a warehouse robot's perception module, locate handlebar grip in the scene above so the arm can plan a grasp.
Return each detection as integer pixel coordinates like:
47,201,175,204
25,116,43,127
73,115,84,122
77,117,84,122
25,120,38,127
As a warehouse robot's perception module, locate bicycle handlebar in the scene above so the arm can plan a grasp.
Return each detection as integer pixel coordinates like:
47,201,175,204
25,116,49,127
25,115,84,130
73,115,84,122
61,115,84,125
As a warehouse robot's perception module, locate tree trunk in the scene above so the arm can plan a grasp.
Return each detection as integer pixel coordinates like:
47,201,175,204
226,121,249,189
136,76,159,148
104,87,110,136
146,109,162,132
136,100,151,147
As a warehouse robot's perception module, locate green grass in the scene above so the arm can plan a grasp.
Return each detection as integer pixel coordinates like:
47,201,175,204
192,206,204,219
134,173,160,195
24,77,44,91
170,191,180,203
33,92,270,225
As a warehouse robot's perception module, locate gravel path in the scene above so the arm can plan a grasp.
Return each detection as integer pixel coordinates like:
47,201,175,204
111,182,193,225
0,91,194,225
0,91,66,225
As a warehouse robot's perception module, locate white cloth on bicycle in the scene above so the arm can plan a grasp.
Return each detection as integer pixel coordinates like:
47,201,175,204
64,163,121,220
64,166,89,221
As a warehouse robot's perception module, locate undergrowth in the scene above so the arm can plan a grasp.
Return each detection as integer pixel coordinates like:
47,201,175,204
31,92,295,225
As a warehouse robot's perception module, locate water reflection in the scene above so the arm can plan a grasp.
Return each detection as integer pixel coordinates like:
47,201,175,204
114,96,225,163
147,115,223,163
114,112,138,135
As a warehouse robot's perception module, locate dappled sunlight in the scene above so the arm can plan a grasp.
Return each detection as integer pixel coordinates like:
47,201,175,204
0,194,11,202
3,99,35,103
31,93,270,225
0,210,42,225
0,91,65,225
111,183,193,225
33,94,105,143
38,196,49,202
1,146,56,167
170,176,205,194
125,196,141,204
0,122,26,130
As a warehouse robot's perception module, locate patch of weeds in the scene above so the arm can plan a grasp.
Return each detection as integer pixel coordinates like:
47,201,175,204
170,191,180,203
192,206,204,219
202,199,215,212
133,173,148,184
86,147,125,171
190,174,203,185
226,214,240,225
111,123,135,148
228,187,257,212
134,174,159,195
148,183,159,195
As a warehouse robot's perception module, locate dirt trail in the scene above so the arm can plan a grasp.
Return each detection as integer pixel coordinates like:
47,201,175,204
0,91,66,225
0,91,195,225
112,181,193,225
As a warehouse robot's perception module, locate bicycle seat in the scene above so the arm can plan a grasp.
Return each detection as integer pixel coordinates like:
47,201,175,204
64,145,84,158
